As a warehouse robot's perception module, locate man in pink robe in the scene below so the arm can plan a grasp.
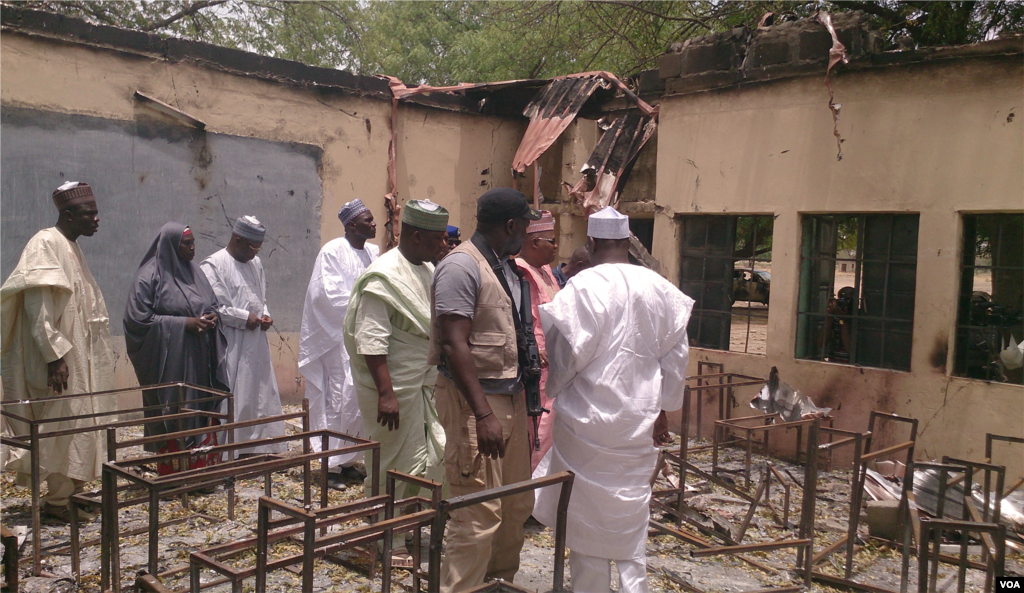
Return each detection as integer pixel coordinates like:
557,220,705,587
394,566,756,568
515,211,561,474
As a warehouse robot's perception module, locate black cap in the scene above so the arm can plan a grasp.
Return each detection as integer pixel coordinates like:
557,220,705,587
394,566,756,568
477,188,543,224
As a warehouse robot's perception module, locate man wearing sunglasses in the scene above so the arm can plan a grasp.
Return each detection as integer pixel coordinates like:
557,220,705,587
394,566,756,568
514,211,561,475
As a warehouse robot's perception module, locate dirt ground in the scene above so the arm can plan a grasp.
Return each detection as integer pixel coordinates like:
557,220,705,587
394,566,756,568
3,413,1020,593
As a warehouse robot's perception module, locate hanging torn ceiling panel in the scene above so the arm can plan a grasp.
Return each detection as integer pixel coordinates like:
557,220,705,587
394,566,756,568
512,75,608,174
567,111,657,212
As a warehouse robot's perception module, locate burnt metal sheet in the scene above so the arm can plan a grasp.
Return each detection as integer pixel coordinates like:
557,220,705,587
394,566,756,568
512,76,607,174
512,71,658,174
567,112,657,212
911,467,967,519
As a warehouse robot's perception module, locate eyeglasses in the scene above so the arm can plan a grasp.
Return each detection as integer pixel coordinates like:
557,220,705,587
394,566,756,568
535,237,557,246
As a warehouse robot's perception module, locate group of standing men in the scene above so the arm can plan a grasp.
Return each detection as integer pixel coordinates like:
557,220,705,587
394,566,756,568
2,181,694,593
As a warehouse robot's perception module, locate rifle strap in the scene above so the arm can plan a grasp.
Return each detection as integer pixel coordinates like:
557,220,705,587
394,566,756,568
469,232,533,335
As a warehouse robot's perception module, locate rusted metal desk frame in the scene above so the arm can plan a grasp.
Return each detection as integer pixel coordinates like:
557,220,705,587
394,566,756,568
427,472,576,593
187,470,437,593
0,381,231,575
939,456,1009,592
712,414,835,489
806,411,917,593
689,362,764,444
69,403,305,584
99,425,379,592
986,433,1024,497
651,420,822,588
0,526,17,592
808,426,868,574
261,470,441,593
650,368,763,517
918,518,1005,593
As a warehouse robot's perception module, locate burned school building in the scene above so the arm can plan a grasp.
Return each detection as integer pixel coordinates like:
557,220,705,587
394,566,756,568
1,5,1021,473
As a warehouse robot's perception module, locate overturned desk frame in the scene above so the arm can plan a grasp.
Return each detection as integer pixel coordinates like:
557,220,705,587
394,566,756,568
0,382,232,575
652,420,822,588
809,411,918,593
939,456,1009,592
100,424,379,593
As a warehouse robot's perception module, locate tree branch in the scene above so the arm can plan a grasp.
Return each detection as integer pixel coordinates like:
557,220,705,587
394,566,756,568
140,0,227,32
594,0,713,27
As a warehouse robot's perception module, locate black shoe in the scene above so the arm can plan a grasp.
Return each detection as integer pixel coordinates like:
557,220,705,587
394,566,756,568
341,465,367,481
44,503,95,523
327,472,347,491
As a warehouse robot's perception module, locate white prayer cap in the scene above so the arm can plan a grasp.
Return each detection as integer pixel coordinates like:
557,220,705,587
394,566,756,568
587,206,630,240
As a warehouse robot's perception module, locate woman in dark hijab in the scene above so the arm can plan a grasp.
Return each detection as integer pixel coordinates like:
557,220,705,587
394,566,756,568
125,222,228,469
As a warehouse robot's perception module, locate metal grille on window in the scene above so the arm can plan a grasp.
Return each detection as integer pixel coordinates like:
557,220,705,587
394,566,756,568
679,215,773,354
795,214,919,371
954,213,1024,384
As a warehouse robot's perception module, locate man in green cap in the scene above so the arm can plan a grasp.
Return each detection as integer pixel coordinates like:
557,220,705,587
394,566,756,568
343,199,450,567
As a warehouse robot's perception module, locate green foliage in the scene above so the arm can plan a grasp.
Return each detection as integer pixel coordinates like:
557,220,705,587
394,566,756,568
735,216,775,261
8,1,1023,85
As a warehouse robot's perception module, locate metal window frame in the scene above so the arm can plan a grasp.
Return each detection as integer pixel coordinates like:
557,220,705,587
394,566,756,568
796,213,918,371
952,212,1024,383
679,214,774,355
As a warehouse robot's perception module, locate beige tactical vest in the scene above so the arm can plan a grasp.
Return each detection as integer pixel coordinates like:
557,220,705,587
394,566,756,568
428,240,519,379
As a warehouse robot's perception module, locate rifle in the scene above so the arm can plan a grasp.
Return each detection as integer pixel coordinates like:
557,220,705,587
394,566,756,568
518,272,547,452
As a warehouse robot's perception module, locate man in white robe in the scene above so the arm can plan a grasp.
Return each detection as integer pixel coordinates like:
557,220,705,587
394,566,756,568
533,207,693,593
1,182,116,521
298,199,379,487
200,216,286,455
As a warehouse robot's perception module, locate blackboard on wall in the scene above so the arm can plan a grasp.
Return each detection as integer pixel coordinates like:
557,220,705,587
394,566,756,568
1,106,324,333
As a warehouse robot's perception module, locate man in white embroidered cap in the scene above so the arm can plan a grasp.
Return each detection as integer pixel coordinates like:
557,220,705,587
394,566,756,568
200,216,286,456
299,199,379,488
1,181,116,522
533,206,694,593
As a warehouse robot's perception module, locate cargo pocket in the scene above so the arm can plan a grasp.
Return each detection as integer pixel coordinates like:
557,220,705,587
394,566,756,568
448,418,484,487
469,331,506,374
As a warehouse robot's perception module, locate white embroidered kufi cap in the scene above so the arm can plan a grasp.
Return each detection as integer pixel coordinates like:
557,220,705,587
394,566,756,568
587,206,630,240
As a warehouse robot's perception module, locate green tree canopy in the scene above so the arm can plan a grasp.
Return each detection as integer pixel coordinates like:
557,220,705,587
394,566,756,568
9,1,1023,85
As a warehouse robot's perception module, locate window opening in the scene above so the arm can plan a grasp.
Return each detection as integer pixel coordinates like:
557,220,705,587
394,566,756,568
679,215,773,354
629,217,654,254
795,214,919,371
954,213,1023,384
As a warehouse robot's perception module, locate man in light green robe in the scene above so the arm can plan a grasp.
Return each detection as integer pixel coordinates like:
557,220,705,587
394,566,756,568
1,182,116,519
343,201,450,508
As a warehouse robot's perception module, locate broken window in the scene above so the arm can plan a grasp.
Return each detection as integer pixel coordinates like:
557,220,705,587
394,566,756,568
953,213,1024,384
679,215,773,354
795,214,919,371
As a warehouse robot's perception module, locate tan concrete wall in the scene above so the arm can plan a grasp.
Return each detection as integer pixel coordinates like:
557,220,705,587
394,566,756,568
1,31,524,404
655,56,1024,465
